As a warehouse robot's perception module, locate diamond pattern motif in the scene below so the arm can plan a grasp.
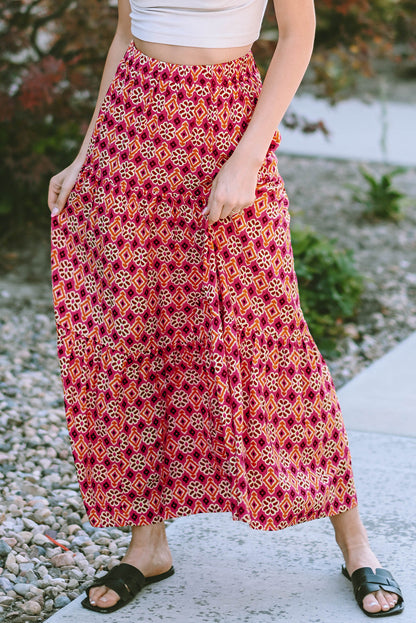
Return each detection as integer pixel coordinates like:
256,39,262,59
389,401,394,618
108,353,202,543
50,42,357,530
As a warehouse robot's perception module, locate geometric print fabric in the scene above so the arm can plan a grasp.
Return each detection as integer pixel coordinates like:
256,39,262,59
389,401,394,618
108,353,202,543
50,41,358,530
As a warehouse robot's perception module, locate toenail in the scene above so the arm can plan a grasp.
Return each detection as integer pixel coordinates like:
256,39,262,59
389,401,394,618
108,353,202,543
382,604,389,610
90,600,95,604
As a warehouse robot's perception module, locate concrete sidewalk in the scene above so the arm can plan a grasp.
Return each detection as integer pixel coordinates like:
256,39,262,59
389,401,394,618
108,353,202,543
280,93,416,166
47,332,416,623
337,330,416,438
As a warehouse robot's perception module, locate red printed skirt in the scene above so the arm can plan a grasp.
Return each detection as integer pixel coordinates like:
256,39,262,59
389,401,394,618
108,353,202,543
50,41,358,530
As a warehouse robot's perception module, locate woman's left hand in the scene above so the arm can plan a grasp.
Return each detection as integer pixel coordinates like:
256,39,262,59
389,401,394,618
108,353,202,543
202,151,261,225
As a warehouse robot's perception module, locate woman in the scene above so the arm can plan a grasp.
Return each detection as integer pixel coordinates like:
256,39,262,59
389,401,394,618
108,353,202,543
48,0,403,617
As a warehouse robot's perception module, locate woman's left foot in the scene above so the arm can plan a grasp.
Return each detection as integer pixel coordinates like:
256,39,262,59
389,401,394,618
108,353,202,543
331,507,402,616
342,544,401,615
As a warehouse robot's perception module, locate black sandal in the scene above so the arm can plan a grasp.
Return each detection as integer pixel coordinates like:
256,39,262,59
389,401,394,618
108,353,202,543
342,565,404,618
81,562,175,614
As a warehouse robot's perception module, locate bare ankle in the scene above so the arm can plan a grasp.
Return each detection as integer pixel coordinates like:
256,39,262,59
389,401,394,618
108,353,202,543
331,506,371,556
335,531,369,555
128,522,170,552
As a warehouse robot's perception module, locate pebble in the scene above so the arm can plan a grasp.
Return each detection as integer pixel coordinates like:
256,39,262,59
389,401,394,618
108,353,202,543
67,567,84,580
5,552,19,575
0,154,415,623
0,577,14,592
36,566,49,579
14,582,34,597
33,508,52,522
21,599,42,615
44,598,54,612
0,539,12,556
0,596,14,606
71,535,92,548
51,552,75,567
32,533,50,546
54,594,72,608
16,531,33,545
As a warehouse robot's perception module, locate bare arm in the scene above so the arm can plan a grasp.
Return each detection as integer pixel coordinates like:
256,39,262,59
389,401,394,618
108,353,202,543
49,0,132,215
234,0,316,165
73,0,132,166
203,0,316,223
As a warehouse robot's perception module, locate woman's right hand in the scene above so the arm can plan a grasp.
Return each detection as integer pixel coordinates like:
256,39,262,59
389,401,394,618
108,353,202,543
48,158,84,217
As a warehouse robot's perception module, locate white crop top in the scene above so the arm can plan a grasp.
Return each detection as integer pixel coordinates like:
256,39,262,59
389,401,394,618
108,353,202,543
129,0,269,48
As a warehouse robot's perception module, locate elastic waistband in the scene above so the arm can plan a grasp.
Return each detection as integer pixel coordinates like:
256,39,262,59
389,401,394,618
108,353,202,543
125,40,258,84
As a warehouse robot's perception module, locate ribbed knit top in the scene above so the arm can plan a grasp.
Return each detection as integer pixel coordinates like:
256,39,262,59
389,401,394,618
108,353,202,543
129,0,268,48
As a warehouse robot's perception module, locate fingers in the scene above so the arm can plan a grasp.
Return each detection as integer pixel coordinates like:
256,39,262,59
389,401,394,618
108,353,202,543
201,177,219,223
49,177,73,217
202,181,250,224
203,200,246,224
202,173,256,224
48,176,62,214
201,177,230,224
54,180,73,215
48,165,80,217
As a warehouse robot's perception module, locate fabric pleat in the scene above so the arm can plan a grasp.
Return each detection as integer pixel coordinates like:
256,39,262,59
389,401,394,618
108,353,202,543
50,41,358,529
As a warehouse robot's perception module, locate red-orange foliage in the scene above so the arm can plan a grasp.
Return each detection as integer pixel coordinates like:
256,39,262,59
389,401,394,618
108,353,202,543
19,56,66,111
0,0,414,233
255,0,415,101
319,0,368,13
0,0,116,229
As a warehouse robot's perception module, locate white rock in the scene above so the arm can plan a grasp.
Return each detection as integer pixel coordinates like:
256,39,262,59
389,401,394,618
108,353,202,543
15,553,30,563
44,598,54,612
67,578,80,589
22,483,48,496
73,552,89,570
32,532,50,546
5,552,19,575
21,599,42,615
9,503,21,517
51,552,74,567
93,554,110,569
33,507,52,522
83,544,99,557
0,596,14,606
67,567,84,580
14,582,34,597
22,518,37,530
405,272,416,285
108,542,118,554
49,578,67,587
36,565,49,578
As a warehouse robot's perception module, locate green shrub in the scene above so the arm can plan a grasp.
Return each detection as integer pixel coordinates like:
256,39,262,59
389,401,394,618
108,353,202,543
291,226,364,357
351,166,406,221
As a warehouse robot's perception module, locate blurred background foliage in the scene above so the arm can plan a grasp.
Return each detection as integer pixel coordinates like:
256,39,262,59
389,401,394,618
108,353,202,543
0,0,414,354
0,0,414,238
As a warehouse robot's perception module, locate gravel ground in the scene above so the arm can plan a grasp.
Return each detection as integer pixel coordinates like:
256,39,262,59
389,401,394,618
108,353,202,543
278,155,416,383
0,153,415,622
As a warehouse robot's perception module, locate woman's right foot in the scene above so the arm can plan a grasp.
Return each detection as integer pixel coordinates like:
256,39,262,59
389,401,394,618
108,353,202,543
87,522,173,609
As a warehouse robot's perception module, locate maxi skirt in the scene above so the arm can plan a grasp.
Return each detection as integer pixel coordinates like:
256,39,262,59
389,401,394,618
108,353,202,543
50,41,358,530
